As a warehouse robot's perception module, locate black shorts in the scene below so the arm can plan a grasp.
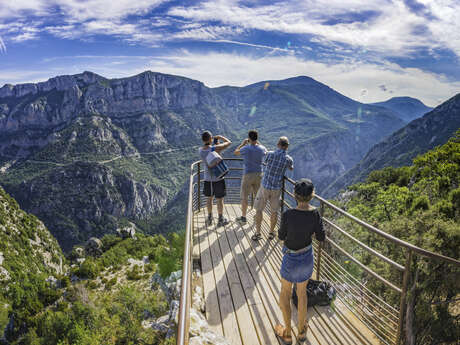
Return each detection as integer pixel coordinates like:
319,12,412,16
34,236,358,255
203,179,226,198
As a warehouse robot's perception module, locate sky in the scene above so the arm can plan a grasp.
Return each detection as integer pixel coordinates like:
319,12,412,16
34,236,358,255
0,0,459,107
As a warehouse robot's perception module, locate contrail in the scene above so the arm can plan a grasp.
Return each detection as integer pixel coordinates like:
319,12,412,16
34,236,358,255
0,36,6,53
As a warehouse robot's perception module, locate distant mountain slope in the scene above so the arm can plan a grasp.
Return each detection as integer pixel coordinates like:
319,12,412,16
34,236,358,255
217,76,405,191
324,93,460,197
371,96,432,123
0,72,405,249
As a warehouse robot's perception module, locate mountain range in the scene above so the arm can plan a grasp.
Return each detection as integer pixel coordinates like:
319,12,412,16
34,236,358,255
371,96,432,123
0,71,426,250
325,93,460,197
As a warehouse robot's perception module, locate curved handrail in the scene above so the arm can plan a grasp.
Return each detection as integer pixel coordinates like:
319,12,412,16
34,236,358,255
176,165,195,345
177,159,460,345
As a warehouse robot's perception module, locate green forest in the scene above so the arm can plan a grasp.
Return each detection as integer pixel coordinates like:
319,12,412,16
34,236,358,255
335,130,460,344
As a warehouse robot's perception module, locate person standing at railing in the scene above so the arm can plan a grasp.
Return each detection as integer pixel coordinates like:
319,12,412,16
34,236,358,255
252,136,293,241
275,178,325,344
234,130,267,223
199,131,232,227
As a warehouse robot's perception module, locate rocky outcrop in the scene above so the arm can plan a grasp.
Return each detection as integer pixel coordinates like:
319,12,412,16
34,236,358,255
4,162,168,251
117,222,136,239
85,237,103,256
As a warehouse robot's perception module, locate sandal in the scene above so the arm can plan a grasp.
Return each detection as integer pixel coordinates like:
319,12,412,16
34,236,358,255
274,324,292,345
268,232,276,240
251,233,262,241
298,321,309,342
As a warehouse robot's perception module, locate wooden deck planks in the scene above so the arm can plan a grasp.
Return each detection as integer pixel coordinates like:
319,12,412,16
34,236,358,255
195,214,223,336
195,204,382,345
206,221,243,345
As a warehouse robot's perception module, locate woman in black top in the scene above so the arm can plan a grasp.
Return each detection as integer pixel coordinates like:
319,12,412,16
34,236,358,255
275,178,325,344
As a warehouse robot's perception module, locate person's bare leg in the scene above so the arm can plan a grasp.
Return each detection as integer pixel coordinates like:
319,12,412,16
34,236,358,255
296,280,308,334
279,278,293,336
241,196,248,217
217,197,224,217
255,210,263,234
207,196,213,216
270,210,278,233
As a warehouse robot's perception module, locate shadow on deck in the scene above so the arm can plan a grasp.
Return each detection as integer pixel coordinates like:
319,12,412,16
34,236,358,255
193,204,381,345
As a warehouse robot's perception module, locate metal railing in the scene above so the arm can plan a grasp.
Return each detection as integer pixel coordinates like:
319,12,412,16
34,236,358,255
177,158,460,345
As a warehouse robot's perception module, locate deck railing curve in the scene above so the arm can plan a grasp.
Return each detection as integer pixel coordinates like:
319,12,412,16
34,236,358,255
177,158,460,345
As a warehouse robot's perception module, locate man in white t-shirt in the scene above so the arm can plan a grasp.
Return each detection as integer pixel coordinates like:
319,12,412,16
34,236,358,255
199,131,232,226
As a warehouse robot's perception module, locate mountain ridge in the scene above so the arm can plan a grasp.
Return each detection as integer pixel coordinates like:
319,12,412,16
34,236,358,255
370,96,432,123
324,93,460,197
0,70,408,250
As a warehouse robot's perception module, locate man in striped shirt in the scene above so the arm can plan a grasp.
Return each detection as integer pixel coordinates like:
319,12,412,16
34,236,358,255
252,136,294,241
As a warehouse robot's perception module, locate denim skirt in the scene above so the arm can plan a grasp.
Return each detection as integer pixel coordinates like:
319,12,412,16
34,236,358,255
280,246,314,283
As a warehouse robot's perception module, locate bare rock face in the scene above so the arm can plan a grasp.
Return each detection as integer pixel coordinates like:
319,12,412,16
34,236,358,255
7,161,168,251
0,71,213,158
117,223,136,239
291,130,373,193
85,237,103,256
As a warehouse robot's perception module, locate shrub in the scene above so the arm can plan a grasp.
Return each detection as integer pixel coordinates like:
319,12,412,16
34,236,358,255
411,195,430,212
77,258,100,279
105,277,117,290
127,265,143,281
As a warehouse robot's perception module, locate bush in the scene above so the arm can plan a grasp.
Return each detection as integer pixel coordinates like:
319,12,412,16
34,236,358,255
105,277,117,290
77,258,100,279
127,265,143,281
411,195,430,212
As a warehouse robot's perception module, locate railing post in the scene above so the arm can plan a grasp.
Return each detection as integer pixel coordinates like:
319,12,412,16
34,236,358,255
396,249,412,345
281,177,285,214
316,200,324,280
197,162,201,211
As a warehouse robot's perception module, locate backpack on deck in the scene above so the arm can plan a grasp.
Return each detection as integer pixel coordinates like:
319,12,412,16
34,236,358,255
292,279,336,307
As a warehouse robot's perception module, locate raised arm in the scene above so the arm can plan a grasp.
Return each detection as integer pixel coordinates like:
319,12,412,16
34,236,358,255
234,138,249,156
215,135,232,153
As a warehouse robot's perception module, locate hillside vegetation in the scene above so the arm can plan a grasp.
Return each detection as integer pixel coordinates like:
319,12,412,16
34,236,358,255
0,186,182,345
336,131,460,344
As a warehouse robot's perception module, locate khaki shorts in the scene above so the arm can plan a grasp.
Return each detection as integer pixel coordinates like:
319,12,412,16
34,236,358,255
241,172,262,201
254,185,281,214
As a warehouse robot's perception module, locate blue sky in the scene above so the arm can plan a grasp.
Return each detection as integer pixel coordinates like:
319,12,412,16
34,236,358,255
0,0,459,107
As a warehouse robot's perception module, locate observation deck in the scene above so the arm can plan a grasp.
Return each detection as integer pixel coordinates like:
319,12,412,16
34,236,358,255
177,159,460,345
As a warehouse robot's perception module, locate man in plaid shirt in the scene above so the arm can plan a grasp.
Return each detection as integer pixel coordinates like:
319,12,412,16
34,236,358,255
252,136,293,241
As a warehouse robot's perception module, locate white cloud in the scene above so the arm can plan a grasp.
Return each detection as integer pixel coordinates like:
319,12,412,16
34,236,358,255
0,0,168,21
167,0,458,58
0,36,6,52
173,25,244,40
0,0,49,18
420,0,460,57
55,0,167,21
0,0,168,45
